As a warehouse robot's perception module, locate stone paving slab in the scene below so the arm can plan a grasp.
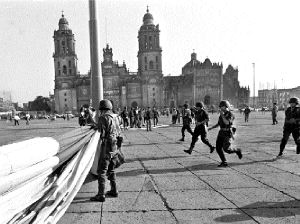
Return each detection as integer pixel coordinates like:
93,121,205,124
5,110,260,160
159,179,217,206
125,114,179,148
101,211,176,224
174,209,257,224
161,190,237,210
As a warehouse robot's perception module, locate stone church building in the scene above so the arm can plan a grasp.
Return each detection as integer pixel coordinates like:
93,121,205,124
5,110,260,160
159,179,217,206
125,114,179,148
53,10,249,113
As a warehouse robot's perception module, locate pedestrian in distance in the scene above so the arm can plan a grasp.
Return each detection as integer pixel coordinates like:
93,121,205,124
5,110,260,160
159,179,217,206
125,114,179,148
121,106,129,130
25,112,30,125
184,102,215,154
14,114,20,126
179,103,193,141
208,100,242,167
272,102,278,125
153,107,159,127
90,99,123,202
277,97,300,157
145,107,152,131
243,106,251,122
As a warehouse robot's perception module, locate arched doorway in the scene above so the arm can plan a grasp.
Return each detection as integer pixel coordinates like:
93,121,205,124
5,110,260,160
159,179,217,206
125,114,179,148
131,101,138,108
204,95,211,105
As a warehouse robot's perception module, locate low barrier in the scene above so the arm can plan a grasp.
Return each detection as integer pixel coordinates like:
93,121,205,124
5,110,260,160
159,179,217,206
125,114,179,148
0,127,99,224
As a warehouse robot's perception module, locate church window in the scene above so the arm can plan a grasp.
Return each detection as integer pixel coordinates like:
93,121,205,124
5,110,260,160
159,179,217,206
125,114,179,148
64,93,67,96
65,99,67,102
144,56,147,63
69,69,72,75
145,65,147,70
63,65,67,75
145,42,148,49
149,61,154,69
62,41,65,46
58,70,61,76
58,61,60,67
153,88,155,91
156,64,159,70
69,61,71,67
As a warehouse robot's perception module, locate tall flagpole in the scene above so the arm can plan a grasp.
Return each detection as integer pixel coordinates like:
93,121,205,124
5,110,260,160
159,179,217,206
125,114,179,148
89,0,103,110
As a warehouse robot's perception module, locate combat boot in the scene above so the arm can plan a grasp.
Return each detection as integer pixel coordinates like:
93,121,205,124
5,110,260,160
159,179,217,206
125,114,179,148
184,147,193,154
91,179,106,202
236,148,243,159
218,161,228,167
106,181,118,197
90,194,105,202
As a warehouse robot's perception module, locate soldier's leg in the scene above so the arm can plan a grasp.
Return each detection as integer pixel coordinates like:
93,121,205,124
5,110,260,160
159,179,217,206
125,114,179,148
106,159,118,197
187,125,193,136
180,126,186,141
91,156,109,202
279,128,291,155
223,136,242,159
216,135,227,166
184,126,200,154
292,129,300,154
199,125,215,152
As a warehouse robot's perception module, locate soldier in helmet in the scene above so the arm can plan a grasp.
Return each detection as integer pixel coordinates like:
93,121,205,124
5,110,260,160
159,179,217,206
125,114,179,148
179,103,193,141
208,100,242,167
90,99,123,202
184,102,215,154
277,97,300,156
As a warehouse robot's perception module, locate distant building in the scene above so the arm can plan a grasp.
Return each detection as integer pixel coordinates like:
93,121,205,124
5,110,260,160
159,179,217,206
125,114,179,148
258,86,300,109
53,9,248,113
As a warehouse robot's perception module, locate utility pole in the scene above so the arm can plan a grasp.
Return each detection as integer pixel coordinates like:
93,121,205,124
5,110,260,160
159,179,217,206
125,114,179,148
252,63,255,108
89,0,103,110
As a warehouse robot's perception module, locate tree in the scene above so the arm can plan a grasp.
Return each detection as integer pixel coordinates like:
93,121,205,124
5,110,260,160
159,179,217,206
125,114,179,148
30,96,51,112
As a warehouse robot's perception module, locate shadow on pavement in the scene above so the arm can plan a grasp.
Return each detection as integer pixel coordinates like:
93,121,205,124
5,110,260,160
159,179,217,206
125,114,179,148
117,158,278,177
214,200,300,222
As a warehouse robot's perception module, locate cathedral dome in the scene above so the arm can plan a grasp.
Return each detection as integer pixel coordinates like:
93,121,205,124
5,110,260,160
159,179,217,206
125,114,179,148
143,7,154,25
59,13,69,30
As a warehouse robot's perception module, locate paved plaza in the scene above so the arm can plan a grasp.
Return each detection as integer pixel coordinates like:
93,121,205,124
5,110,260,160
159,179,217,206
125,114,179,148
1,111,300,223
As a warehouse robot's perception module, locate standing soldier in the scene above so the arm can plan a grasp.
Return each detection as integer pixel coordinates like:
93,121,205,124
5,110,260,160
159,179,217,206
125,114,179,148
129,108,134,128
90,99,123,202
145,107,152,131
184,102,215,154
272,102,278,125
243,106,251,122
208,100,242,167
179,104,193,141
153,107,159,127
121,106,129,130
277,97,300,156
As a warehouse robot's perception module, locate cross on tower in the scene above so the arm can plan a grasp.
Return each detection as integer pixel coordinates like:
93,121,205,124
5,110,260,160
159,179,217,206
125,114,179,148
61,10,64,17
147,5,149,12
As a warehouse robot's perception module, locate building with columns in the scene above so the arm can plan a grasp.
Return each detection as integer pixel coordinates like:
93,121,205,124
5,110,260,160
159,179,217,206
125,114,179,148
53,9,248,113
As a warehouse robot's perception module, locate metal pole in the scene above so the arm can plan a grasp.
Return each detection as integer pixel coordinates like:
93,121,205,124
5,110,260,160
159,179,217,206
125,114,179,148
252,62,255,108
89,0,103,110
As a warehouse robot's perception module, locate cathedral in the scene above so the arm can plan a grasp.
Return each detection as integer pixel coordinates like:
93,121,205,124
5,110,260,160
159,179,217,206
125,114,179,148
53,9,249,114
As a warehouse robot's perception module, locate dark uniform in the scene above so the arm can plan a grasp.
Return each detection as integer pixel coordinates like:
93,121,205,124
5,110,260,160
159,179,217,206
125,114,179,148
272,103,278,125
90,99,122,202
121,107,129,129
184,102,215,154
179,104,193,141
145,107,152,131
153,108,159,126
278,97,300,156
208,100,242,167
244,106,251,122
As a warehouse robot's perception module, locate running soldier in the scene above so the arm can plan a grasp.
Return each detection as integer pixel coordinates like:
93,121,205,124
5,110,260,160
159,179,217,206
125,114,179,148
179,104,193,141
272,102,278,125
277,97,300,156
90,99,123,202
243,106,251,122
184,102,215,154
208,100,242,167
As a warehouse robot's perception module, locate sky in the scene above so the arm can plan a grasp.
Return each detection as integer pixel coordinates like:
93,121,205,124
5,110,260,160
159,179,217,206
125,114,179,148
0,0,300,104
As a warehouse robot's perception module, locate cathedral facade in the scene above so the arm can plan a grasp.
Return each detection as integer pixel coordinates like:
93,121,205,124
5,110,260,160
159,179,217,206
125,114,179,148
53,10,249,113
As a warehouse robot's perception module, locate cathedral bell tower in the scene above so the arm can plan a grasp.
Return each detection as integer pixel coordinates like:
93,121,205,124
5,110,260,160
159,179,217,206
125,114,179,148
53,13,78,113
138,7,163,107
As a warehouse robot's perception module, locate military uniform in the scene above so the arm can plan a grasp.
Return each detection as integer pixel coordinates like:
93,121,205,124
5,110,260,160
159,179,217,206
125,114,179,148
278,100,300,156
145,108,152,131
208,100,242,167
179,106,193,141
91,100,122,202
244,107,251,122
272,104,278,125
121,108,129,129
184,102,214,154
